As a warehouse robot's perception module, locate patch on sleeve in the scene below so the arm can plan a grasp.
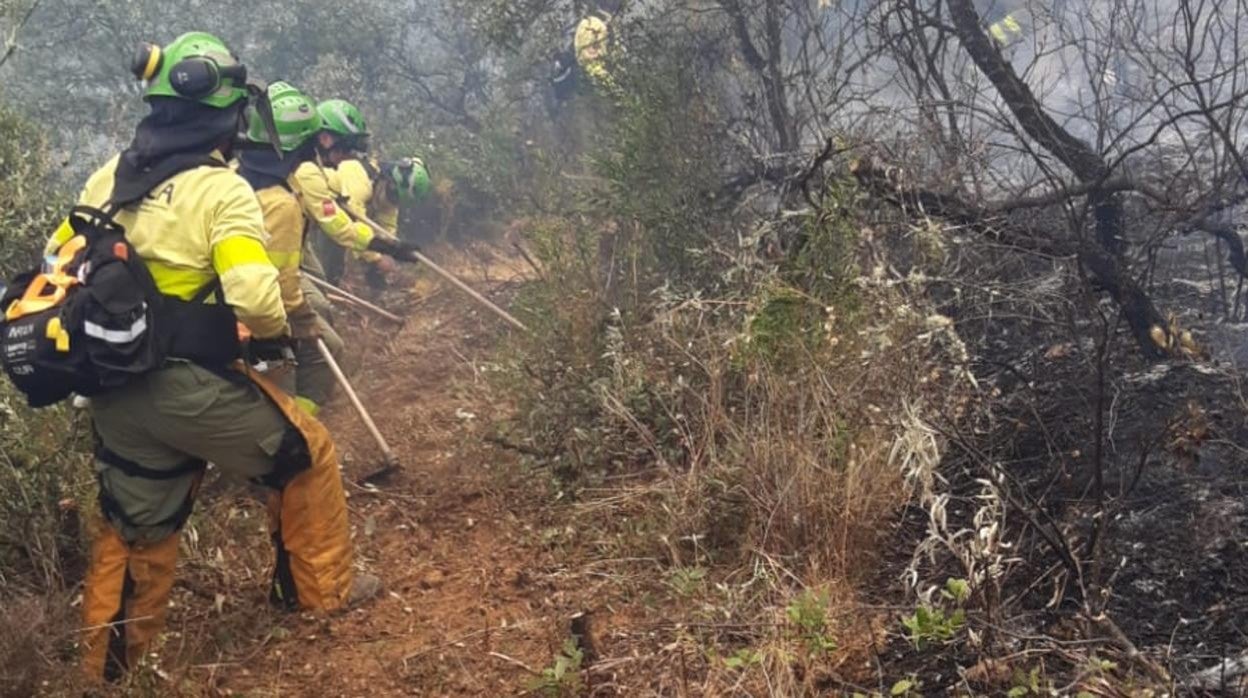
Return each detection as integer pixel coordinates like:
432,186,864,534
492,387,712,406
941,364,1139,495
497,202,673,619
321,199,337,217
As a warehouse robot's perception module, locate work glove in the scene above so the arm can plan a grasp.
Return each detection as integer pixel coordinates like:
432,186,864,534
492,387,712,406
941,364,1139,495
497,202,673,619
244,335,296,371
366,235,421,264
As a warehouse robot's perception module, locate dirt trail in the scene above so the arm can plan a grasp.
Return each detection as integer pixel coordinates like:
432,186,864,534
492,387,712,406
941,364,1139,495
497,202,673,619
217,243,586,696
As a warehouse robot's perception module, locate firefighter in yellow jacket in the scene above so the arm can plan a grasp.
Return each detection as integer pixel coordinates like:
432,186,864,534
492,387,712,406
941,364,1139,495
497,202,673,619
337,153,433,287
575,0,623,90
236,82,345,416
49,32,380,681
290,154,383,282
294,98,406,288
337,155,432,233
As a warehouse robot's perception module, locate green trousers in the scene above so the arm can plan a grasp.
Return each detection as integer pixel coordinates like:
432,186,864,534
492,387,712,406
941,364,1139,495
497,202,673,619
273,318,345,416
82,362,357,680
89,361,290,543
300,273,335,325
313,230,347,285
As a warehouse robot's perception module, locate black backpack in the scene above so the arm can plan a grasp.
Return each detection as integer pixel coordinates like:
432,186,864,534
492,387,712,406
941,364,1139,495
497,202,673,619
0,157,240,407
1,206,164,406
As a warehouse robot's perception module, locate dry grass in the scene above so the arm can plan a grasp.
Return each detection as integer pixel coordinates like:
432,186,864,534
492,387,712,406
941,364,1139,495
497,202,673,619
501,214,975,693
0,595,83,697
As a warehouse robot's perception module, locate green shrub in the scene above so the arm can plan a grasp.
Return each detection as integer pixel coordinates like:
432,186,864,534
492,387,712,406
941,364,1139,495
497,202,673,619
0,106,66,279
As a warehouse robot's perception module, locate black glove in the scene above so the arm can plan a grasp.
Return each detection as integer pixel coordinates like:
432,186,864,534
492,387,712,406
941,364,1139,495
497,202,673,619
246,336,296,367
367,235,421,264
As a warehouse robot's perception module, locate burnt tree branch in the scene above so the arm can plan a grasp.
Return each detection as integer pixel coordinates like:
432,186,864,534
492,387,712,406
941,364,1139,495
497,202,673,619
850,155,1175,345
720,0,797,152
944,0,1168,358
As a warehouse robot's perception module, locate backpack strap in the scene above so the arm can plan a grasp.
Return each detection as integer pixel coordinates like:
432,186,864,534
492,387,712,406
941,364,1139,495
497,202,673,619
97,445,206,480
68,205,124,232
189,277,224,305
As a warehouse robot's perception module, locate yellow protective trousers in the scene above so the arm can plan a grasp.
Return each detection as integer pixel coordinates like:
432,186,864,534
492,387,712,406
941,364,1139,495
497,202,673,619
247,367,354,611
80,525,181,681
80,361,354,681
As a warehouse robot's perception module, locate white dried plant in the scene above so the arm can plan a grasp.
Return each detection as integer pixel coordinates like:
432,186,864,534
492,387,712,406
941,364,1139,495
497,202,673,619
892,373,1008,638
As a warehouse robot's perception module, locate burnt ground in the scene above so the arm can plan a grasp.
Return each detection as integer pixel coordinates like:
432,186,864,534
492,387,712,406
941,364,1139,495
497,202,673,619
1098,362,1248,677
854,233,1248,695
1114,239,1248,681
995,240,1248,689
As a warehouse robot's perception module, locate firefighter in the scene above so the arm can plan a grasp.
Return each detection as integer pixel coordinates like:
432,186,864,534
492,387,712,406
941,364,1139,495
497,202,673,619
295,98,396,288
575,0,623,90
62,33,380,681
237,81,345,416
335,149,433,288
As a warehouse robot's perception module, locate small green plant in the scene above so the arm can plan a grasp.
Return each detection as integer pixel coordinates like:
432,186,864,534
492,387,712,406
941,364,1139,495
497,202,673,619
890,677,923,697
901,578,968,650
528,639,584,696
1006,667,1050,697
785,589,838,657
665,566,706,596
722,647,763,670
1083,656,1117,674
901,604,965,650
942,577,970,604
853,676,924,698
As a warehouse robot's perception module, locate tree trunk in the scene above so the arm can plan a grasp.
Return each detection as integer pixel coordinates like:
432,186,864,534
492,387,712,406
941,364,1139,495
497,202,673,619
721,0,797,152
945,0,1167,358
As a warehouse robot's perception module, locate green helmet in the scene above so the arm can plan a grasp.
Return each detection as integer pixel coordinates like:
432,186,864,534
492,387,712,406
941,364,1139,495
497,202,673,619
317,99,369,147
245,81,321,152
132,32,249,108
265,80,304,102
388,158,432,202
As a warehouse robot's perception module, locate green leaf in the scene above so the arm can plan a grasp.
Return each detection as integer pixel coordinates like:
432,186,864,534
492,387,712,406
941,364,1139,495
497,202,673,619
915,606,932,625
949,608,966,629
891,679,914,696
944,577,970,604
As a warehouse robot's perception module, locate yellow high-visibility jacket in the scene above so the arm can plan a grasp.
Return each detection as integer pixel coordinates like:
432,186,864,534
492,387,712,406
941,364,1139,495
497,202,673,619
989,13,1022,44
575,14,611,85
337,159,390,229
335,158,373,223
289,161,375,253
48,152,287,338
333,157,393,262
338,157,400,231
254,184,320,336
